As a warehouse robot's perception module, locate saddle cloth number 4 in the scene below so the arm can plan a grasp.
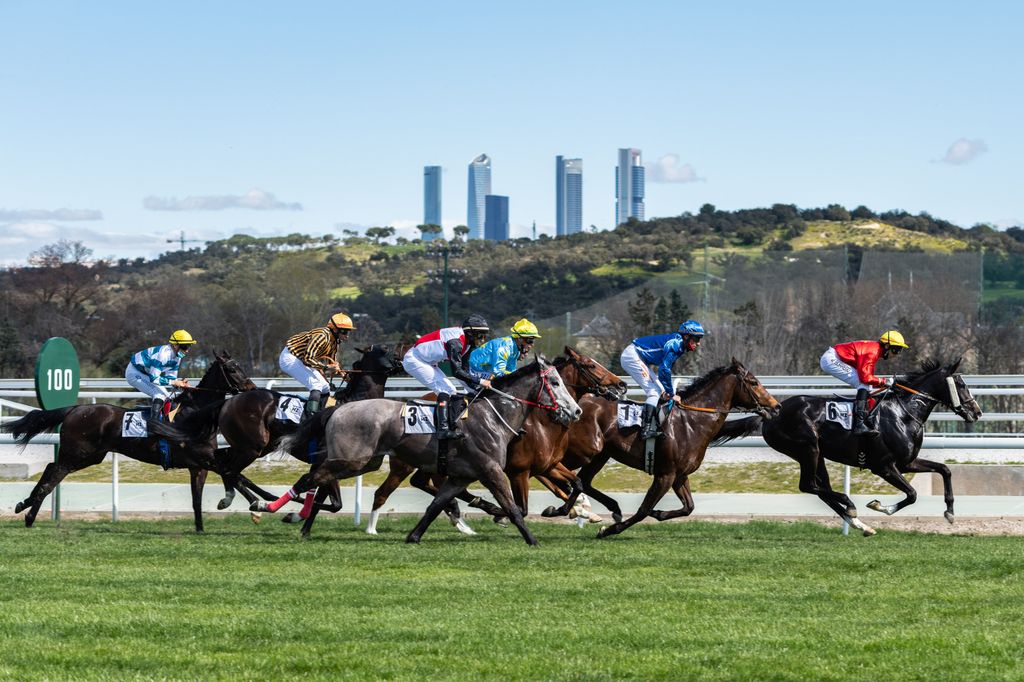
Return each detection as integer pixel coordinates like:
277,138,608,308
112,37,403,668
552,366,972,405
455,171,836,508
276,396,304,424
825,401,853,430
404,405,436,435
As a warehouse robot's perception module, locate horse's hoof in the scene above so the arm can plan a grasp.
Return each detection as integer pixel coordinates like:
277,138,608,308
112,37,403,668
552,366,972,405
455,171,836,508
366,527,378,536
862,526,877,537
217,498,232,511
250,512,262,525
405,535,421,544
542,505,560,518
596,526,610,539
866,500,883,513
944,511,955,525
587,513,604,524
612,513,623,524
493,516,509,527
453,519,476,536
14,501,26,514
249,501,267,513
282,512,302,524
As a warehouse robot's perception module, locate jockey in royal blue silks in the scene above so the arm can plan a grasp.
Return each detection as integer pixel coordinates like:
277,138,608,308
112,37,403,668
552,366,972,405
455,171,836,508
469,318,541,379
620,319,706,439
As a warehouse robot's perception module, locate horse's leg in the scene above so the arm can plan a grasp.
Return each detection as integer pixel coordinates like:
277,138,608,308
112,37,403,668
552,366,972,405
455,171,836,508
410,470,489,533
509,470,531,518
367,464,415,535
576,455,624,523
299,486,332,539
865,461,919,518
474,461,538,546
596,472,674,538
796,452,875,536
900,458,955,524
19,451,101,527
406,477,474,544
251,471,317,513
188,468,208,533
649,473,695,521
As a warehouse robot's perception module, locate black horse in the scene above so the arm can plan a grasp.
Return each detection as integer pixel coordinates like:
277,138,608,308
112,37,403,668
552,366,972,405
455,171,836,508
2,351,256,532
215,344,402,521
724,357,982,535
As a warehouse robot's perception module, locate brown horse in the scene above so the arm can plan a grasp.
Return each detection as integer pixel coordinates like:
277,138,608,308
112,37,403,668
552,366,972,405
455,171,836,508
214,344,401,519
3,351,256,532
364,347,626,534
545,358,780,538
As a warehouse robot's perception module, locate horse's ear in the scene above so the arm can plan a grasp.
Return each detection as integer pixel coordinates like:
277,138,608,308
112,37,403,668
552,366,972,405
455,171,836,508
221,349,232,360
731,356,743,367
354,346,367,354
949,356,963,373
213,350,224,362
564,345,576,356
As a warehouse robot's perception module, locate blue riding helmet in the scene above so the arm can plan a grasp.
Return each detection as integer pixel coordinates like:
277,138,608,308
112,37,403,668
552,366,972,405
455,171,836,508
679,320,706,337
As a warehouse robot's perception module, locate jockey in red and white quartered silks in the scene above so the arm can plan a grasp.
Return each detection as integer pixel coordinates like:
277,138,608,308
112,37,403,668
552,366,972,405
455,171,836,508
819,330,909,435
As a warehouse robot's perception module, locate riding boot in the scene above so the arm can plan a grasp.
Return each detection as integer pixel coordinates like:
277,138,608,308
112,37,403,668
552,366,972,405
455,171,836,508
434,395,461,440
852,389,878,436
150,398,166,422
639,403,661,440
304,390,322,419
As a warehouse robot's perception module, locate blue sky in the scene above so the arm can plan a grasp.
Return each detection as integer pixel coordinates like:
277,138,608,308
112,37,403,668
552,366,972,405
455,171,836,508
0,1,1020,264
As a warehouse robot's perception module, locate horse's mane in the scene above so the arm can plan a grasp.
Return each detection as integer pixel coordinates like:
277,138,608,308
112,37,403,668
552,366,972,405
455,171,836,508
901,358,949,383
172,398,227,442
675,365,733,400
491,358,542,389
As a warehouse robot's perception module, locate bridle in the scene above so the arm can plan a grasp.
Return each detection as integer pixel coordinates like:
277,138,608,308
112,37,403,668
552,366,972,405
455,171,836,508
562,355,624,399
475,365,568,434
674,366,776,419
886,373,975,422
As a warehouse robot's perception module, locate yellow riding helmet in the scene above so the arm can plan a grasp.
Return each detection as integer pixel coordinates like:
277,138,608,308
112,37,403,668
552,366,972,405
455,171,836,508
329,313,356,330
510,318,541,338
879,330,908,348
168,329,197,345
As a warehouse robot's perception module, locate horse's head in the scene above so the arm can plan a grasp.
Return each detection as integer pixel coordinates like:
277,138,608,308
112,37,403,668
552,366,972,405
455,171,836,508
353,345,402,377
211,350,258,394
535,355,583,426
900,357,982,423
557,346,627,400
728,357,780,419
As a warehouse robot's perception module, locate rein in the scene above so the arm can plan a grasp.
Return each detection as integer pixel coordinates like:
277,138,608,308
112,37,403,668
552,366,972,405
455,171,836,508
674,367,772,417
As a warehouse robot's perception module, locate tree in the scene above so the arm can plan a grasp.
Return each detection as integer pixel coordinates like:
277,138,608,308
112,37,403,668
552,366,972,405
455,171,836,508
669,289,691,324
453,225,470,240
365,226,395,244
628,287,657,334
417,224,443,241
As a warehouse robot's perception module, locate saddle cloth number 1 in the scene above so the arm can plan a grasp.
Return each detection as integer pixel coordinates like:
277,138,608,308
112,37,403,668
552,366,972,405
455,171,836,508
617,403,643,428
404,405,436,435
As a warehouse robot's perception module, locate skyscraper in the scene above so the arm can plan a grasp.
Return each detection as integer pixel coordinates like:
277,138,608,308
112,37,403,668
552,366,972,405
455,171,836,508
615,148,645,226
484,195,509,242
423,166,442,241
556,155,583,236
467,154,491,240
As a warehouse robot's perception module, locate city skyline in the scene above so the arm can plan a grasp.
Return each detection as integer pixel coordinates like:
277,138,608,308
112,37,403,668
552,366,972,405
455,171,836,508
556,156,583,237
422,165,441,242
1,3,1019,263
484,195,510,242
466,154,491,241
615,148,645,226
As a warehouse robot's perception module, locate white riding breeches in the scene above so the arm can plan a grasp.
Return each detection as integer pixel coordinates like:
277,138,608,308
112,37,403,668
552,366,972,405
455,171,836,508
403,348,463,396
820,347,871,391
621,344,666,406
125,364,172,401
279,347,330,392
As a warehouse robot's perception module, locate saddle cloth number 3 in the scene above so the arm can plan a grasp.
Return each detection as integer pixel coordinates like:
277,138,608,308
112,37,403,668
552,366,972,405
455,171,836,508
404,405,436,435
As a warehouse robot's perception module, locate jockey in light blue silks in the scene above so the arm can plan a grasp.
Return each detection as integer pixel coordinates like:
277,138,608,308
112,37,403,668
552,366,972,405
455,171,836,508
620,319,706,439
469,318,541,379
124,329,197,420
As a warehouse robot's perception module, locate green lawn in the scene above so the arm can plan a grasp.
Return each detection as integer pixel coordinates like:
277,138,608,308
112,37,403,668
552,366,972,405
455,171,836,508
0,517,1020,680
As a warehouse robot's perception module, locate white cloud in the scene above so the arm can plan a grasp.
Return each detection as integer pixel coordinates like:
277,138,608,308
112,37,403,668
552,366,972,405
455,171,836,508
648,154,702,183
0,208,102,221
143,188,302,211
938,138,988,165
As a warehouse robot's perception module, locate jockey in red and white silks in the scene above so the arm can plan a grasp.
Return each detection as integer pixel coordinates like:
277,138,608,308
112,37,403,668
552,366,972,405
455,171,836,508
820,330,909,435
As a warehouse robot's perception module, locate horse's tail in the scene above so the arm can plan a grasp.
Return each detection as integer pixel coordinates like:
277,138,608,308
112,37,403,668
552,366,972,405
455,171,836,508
2,407,76,448
271,407,334,459
158,399,226,444
711,415,763,446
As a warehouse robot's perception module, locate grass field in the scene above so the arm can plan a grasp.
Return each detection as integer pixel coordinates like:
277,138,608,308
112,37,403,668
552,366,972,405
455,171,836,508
0,517,1020,680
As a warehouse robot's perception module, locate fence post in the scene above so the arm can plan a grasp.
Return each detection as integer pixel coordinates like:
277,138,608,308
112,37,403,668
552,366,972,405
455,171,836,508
353,475,363,525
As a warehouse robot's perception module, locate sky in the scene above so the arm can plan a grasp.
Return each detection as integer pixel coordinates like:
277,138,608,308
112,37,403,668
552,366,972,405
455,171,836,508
0,1,1020,264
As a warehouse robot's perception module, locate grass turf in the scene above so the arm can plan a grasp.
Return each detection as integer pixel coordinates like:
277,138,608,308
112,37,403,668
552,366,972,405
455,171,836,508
0,516,1020,680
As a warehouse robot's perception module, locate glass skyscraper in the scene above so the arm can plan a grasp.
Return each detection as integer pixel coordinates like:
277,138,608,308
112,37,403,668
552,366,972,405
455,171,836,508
484,195,509,242
615,148,645,226
467,154,491,240
556,155,583,236
423,165,442,242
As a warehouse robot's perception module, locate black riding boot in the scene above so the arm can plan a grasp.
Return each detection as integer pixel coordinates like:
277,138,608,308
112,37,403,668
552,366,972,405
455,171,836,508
852,389,877,436
639,403,661,440
150,398,166,421
304,390,322,418
435,395,462,440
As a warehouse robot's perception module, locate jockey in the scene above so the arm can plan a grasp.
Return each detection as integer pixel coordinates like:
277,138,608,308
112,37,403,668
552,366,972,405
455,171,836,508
620,319,706,439
402,314,492,439
469,318,541,379
125,329,197,420
820,330,909,435
279,312,355,418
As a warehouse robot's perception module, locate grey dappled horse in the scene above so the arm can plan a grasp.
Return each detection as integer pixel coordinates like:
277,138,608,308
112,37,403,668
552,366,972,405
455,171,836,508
256,356,583,545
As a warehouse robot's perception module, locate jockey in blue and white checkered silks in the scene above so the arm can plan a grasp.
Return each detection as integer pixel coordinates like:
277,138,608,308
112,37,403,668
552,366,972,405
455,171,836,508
620,319,705,439
124,329,197,420
469,318,541,380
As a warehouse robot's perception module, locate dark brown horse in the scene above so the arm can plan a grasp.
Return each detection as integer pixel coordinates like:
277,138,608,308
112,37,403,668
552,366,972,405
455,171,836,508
3,351,256,532
364,346,626,534
214,344,401,520
546,358,780,538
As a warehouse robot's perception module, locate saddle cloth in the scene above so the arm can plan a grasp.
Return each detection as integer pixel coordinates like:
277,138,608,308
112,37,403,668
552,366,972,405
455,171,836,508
121,410,149,438
824,401,853,430
275,395,305,423
617,401,644,428
403,404,436,435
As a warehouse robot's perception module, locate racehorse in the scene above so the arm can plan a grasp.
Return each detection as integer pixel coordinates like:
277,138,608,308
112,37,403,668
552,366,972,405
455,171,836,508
364,346,626,534
2,351,256,532
214,344,401,519
544,358,780,538
722,357,981,536
255,356,583,545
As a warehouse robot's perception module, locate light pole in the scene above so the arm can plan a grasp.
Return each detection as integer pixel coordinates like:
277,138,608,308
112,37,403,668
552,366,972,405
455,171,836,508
425,240,466,326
